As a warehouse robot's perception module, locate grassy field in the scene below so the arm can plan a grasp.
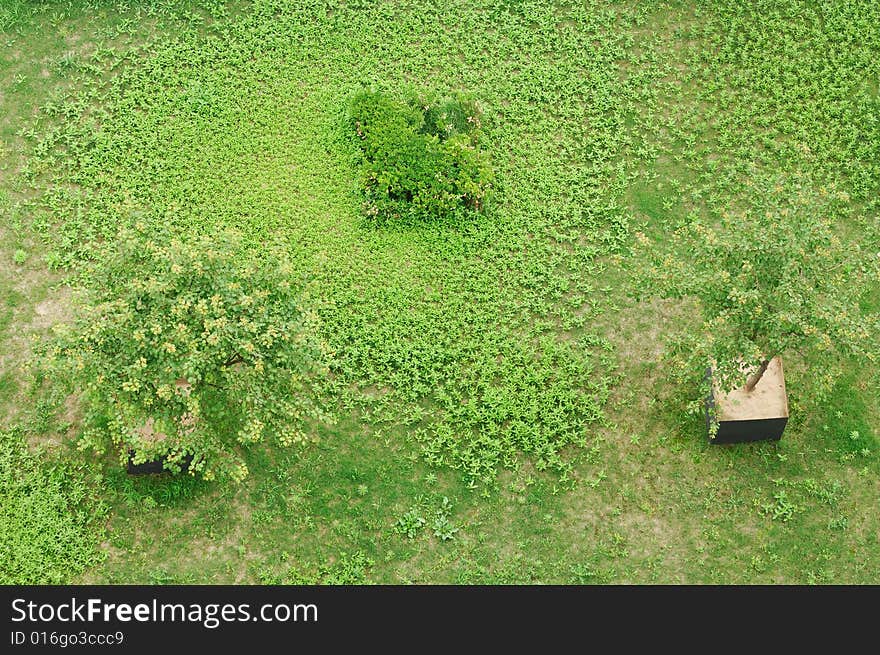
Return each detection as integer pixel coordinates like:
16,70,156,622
1,0,877,584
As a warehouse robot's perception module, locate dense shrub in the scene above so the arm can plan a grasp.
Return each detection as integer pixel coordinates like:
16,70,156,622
0,428,105,583
347,90,493,222
42,227,331,482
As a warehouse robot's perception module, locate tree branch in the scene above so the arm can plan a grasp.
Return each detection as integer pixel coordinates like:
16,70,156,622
222,352,246,368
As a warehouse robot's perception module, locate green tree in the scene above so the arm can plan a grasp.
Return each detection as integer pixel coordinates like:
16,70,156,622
43,227,331,481
635,173,879,410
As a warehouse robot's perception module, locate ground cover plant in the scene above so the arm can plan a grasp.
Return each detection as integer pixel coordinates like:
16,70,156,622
0,0,877,585
0,428,106,583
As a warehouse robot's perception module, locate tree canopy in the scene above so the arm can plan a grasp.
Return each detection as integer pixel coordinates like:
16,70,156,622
636,173,879,402
44,227,331,481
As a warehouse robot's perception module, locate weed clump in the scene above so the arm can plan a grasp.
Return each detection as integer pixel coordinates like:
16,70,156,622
347,90,493,223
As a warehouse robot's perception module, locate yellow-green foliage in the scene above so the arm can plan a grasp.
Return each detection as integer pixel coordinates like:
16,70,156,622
5,0,878,584
43,227,331,482
0,429,105,583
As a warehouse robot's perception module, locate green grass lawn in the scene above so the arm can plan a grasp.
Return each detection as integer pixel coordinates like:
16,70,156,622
1,0,877,584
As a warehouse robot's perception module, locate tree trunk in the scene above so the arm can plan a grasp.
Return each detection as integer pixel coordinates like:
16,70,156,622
744,358,771,392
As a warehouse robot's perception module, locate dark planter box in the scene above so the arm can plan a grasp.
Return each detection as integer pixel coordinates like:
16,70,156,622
126,451,193,475
705,356,789,444
705,394,788,443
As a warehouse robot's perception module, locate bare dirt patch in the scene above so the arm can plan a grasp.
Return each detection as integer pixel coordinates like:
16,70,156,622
715,356,789,421
30,289,72,330
606,296,695,365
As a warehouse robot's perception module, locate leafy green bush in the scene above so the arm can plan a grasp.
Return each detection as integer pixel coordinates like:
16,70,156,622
42,226,331,482
347,90,493,222
0,428,106,583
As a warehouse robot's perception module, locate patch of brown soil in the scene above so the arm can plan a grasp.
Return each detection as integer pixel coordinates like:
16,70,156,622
715,356,789,421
